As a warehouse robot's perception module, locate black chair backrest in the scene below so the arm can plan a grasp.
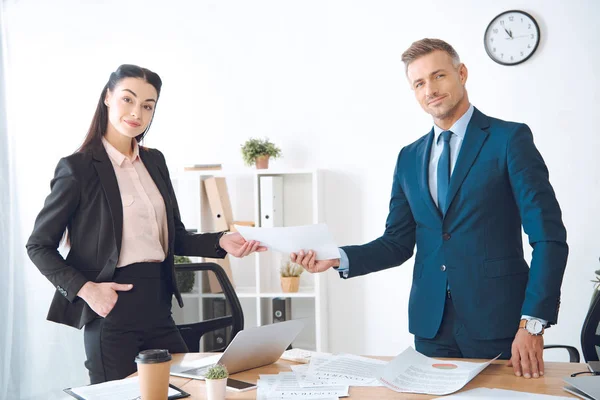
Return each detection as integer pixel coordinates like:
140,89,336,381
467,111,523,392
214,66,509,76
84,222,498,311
175,262,244,352
582,292,600,362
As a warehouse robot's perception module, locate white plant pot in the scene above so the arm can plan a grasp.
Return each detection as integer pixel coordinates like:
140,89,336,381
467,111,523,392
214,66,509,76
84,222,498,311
205,377,227,400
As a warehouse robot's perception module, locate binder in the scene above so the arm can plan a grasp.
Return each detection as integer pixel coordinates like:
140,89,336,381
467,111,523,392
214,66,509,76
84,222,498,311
203,177,234,232
259,176,283,227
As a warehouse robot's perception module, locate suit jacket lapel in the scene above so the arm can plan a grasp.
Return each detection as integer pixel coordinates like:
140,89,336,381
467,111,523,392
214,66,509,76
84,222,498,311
416,129,442,221
139,147,174,252
445,108,490,214
92,146,123,259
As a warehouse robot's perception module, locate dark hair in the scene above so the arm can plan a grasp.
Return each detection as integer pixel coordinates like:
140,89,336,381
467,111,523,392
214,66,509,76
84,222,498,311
401,38,461,74
78,64,162,152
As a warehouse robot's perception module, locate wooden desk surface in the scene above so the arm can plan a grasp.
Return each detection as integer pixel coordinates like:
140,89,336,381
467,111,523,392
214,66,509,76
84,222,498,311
159,353,584,399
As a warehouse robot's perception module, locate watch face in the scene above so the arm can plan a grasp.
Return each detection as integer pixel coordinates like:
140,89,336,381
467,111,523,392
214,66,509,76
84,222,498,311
484,10,540,66
526,319,543,334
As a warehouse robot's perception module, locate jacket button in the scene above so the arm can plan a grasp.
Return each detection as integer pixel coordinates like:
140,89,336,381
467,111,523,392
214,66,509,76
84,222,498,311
442,233,451,241
440,265,447,272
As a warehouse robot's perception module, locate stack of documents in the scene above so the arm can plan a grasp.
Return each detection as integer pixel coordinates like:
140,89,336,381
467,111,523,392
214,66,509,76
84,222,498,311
291,353,387,387
376,347,499,396
280,348,331,364
256,372,348,399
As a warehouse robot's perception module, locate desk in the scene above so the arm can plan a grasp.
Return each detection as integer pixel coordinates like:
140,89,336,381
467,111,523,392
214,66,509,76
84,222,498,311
156,353,584,399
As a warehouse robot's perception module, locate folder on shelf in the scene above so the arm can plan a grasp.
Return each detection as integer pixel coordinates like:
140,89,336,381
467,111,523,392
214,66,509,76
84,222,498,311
229,221,255,233
203,177,234,232
259,176,283,228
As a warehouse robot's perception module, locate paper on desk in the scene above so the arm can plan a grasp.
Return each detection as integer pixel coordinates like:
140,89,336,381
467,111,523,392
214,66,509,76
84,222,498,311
377,347,499,396
257,372,348,399
235,224,341,260
280,348,331,364
67,376,181,400
442,387,573,399
295,354,387,387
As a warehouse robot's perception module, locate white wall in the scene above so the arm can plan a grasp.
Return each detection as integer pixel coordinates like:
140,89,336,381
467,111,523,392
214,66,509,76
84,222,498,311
5,0,599,397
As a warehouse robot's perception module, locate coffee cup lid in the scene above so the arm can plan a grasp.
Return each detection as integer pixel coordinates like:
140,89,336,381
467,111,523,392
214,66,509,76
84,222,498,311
135,349,172,364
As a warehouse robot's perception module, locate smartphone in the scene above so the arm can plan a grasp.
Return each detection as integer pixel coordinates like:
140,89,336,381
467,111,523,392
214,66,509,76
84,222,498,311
226,378,257,392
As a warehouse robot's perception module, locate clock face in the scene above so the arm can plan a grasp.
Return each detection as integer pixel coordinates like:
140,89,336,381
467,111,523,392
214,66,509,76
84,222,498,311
484,10,540,66
526,319,543,334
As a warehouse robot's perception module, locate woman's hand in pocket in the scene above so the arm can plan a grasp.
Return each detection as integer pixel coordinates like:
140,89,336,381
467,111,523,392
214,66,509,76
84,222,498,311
77,281,133,317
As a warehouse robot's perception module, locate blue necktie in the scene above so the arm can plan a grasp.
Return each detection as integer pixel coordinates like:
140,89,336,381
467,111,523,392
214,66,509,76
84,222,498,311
437,130,453,214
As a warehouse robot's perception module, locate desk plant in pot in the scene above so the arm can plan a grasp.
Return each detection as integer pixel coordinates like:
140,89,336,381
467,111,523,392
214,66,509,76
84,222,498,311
205,363,228,400
241,137,282,169
280,257,304,293
174,255,195,293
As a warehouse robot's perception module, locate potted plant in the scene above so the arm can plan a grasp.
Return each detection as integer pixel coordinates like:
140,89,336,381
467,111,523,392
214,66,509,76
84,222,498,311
241,137,282,169
174,255,195,293
205,363,228,400
280,258,304,293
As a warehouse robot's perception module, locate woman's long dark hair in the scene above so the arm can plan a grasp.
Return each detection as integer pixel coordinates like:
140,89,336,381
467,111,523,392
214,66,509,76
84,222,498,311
63,65,162,247
78,64,163,152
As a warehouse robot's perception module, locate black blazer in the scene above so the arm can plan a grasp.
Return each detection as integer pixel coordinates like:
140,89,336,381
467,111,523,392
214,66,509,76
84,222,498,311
26,144,225,329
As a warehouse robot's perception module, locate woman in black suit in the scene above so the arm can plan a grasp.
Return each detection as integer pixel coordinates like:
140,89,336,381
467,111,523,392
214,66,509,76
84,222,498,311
26,64,265,383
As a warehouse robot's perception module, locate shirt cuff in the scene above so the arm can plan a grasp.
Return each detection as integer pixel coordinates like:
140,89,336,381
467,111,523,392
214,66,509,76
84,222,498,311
334,248,349,278
214,231,228,258
521,315,548,327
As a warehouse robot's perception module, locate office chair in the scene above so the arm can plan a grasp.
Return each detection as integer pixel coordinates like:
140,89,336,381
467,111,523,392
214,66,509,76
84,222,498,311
175,262,244,353
543,292,600,363
581,291,600,362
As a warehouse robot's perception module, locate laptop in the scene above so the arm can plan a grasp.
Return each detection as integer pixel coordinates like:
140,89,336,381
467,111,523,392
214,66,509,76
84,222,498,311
563,376,600,400
170,319,304,379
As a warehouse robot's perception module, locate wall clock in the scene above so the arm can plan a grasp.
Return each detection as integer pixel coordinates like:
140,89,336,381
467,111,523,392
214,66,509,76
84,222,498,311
484,10,541,66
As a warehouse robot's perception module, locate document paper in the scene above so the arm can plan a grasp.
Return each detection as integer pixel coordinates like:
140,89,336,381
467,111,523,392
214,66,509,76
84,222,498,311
377,347,499,395
235,224,341,260
295,354,387,387
257,372,347,399
67,376,182,400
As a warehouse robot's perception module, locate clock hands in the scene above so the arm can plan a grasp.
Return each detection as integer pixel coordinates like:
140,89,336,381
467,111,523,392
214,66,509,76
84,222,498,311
504,34,529,40
503,27,513,39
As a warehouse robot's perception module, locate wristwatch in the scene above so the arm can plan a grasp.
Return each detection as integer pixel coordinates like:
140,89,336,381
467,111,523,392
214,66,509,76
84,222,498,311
519,318,545,335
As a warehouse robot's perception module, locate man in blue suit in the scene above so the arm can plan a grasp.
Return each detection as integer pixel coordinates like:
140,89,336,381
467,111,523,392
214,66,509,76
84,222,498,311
292,39,568,380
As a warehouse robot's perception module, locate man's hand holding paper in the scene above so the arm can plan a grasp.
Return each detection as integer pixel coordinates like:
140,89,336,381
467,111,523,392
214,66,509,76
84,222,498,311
290,250,339,274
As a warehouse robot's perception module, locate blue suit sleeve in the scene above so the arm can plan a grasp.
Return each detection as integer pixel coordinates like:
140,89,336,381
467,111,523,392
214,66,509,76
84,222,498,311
340,149,416,278
507,124,568,325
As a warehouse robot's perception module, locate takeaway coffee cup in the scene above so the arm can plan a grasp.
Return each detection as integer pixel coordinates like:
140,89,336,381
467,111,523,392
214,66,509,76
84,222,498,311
135,349,172,400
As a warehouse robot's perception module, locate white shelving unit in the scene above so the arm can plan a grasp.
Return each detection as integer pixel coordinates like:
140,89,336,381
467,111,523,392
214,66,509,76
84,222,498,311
171,168,328,352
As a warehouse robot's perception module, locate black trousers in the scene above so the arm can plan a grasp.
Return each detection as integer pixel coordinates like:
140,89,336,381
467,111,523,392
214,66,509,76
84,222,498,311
415,292,513,360
83,262,188,384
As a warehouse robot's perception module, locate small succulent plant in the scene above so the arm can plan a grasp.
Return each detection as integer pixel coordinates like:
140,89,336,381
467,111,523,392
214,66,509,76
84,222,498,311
205,363,228,380
280,258,304,277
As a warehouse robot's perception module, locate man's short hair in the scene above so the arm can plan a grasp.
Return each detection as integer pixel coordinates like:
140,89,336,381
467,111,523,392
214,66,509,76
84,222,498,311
401,38,461,74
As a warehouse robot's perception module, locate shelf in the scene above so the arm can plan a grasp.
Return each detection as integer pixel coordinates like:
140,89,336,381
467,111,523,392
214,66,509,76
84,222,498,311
181,288,316,299
180,287,258,299
259,288,317,298
255,168,317,176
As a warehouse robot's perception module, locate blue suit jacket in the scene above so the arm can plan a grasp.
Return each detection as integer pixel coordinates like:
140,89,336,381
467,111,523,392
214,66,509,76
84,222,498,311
341,108,568,340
